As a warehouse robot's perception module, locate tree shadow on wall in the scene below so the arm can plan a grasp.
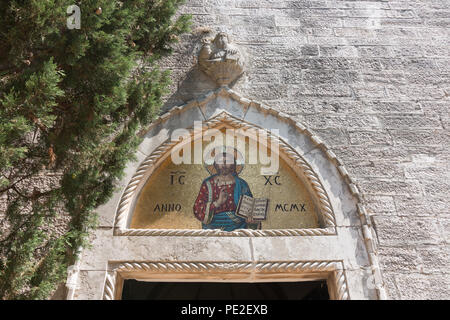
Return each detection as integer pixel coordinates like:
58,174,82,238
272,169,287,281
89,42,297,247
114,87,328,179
162,65,217,113
162,64,246,114
161,32,245,113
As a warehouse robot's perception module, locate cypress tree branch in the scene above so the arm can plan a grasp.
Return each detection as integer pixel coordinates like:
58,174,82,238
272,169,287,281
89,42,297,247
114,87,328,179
0,0,191,299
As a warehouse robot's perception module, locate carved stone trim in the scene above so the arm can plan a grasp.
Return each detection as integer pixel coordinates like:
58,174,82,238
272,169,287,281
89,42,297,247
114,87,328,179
115,227,336,237
102,272,117,300
102,260,350,300
333,269,350,300
113,111,336,236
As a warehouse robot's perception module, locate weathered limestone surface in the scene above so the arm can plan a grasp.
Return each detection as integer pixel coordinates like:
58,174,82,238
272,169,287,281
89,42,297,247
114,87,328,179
155,0,448,300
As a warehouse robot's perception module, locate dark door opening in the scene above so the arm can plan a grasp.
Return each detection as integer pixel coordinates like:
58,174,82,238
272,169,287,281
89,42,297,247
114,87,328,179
121,280,329,300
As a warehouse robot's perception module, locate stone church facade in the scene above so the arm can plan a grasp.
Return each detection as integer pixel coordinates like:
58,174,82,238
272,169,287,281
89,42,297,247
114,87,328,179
66,0,449,300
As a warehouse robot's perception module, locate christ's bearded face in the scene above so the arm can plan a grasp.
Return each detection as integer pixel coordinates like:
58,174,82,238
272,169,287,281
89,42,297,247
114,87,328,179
214,153,236,176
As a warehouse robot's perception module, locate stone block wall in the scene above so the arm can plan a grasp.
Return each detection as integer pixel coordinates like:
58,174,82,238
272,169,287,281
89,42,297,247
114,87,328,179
160,0,449,299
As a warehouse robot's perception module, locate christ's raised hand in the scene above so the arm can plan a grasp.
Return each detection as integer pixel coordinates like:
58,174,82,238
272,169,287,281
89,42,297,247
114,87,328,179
214,187,228,207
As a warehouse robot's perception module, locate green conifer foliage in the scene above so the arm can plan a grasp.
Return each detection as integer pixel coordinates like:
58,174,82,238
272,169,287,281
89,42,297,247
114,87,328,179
0,0,191,299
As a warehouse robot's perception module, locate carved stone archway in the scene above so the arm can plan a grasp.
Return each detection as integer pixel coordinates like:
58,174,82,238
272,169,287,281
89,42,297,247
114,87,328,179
68,87,386,300
114,111,336,237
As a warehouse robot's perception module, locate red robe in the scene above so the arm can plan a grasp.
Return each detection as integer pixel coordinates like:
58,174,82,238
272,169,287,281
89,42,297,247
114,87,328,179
193,178,236,223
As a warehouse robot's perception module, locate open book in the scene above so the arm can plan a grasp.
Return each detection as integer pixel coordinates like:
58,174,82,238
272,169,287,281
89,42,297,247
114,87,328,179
236,195,269,221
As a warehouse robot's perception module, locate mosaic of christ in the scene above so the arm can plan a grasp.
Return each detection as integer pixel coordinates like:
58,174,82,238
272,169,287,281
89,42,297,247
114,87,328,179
193,146,260,231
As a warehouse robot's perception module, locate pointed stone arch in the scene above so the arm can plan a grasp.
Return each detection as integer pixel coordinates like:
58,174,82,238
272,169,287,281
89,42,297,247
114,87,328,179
70,87,386,300
114,110,336,236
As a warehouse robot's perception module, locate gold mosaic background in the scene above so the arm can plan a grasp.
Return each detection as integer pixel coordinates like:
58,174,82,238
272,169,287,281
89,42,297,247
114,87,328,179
130,138,320,229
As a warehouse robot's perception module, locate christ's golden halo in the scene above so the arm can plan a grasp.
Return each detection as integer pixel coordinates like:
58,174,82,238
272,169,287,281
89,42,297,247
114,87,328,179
203,145,244,175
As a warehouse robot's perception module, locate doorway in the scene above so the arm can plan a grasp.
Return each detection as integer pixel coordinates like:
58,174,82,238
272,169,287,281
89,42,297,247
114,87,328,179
121,280,329,300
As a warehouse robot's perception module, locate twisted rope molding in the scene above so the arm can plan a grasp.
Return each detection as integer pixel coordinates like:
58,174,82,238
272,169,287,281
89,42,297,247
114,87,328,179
113,111,336,237
102,260,349,300
116,261,340,273
334,269,350,300
103,273,115,301
116,227,335,237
